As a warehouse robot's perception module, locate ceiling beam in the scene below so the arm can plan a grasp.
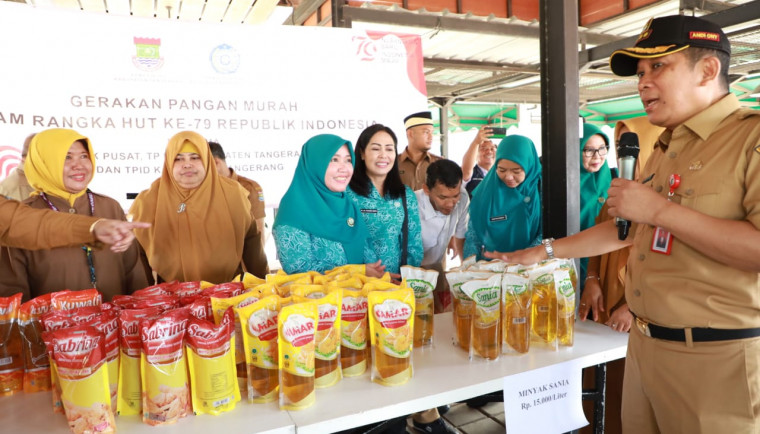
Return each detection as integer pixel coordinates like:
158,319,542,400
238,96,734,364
424,57,539,73
580,0,760,65
341,6,621,46
680,0,733,14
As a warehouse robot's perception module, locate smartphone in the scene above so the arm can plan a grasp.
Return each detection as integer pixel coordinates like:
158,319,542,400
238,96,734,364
488,127,507,139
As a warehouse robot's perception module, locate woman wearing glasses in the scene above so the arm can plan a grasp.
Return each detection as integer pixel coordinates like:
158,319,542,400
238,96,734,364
0,128,150,301
579,123,613,286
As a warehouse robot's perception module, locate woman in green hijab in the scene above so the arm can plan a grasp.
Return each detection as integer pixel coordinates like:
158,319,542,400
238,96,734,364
579,123,613,285
463,135,542,260
273,134,383,275
580,123,613,232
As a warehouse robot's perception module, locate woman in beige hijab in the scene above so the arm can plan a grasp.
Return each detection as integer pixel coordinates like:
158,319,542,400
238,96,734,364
130,131,267,283
578,117,664,434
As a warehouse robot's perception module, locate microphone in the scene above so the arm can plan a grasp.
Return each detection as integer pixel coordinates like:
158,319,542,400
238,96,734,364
616,132,640,240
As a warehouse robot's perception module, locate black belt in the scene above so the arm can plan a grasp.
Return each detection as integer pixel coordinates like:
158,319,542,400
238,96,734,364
631,311,760,342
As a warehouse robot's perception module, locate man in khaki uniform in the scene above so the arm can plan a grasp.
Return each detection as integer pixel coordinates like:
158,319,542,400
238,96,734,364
208,141,267,237
488,16,760,433
398,111,441,191
0,133,35,200
0,195,147,251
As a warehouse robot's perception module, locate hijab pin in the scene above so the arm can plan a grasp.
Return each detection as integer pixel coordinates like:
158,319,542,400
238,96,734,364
177,202,186,213
347,217,355,227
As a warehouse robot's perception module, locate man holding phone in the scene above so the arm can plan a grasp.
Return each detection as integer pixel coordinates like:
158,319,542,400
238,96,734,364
462,126,500,197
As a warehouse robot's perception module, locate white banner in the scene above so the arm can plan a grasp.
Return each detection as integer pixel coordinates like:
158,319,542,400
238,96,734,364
0,2,427,209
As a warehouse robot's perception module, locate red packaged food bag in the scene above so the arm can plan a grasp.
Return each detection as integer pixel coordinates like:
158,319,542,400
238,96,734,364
50,289,102,312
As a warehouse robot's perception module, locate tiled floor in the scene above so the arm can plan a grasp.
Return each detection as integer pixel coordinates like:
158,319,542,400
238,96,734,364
406,401,506,434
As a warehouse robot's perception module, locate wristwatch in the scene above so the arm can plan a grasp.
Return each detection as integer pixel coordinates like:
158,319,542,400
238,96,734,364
541,238,555,260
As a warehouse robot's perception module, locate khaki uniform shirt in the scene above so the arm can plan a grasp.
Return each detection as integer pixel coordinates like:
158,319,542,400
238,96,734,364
398,148,442,191
230,169,265,220
0,196,97,249
0,167,34,201
0,193,150,301
626,94,760,329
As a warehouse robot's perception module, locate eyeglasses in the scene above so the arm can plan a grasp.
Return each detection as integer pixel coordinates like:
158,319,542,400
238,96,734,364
583,147,609,158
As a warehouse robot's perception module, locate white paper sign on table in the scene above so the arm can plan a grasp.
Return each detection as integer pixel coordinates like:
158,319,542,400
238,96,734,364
502,359,587,434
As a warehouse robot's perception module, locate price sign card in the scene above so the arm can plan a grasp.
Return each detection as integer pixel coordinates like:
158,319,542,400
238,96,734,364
503,360,587,434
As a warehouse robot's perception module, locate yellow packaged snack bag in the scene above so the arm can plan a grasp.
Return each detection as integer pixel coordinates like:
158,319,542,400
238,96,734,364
117,307,160,416
445,271,494,351
400,266,438,348
368,287,414,386
326,264,365,276
252,282,278,297
140,309,191,425
328,277,364,290
339,288,369,377
267,273,313,296
501,272,531,354
0,293,23,396
277,301,318,410
289,284,327,295
210,290,261,393
232,272,266,289
530,262,560,350
353,272,391,284
186,308,240,415
461,274,502,361
362,280,400,293
292,286,342,388
235,295,281,403
50,325,116,434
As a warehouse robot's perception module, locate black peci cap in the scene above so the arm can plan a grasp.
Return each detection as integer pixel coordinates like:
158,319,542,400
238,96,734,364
404,111,433,129
609,15,730,77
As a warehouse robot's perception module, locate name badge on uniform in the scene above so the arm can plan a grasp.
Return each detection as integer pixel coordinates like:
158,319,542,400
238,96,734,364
490,215,507,222
651,174,679,256
361,208,378,214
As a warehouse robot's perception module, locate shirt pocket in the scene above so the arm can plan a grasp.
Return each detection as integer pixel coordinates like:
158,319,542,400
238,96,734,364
677,181,726,218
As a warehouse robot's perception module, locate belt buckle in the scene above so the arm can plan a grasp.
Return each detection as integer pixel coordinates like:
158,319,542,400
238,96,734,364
635,317,652,337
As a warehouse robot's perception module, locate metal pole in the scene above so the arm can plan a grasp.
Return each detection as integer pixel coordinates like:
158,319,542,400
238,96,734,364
539,0,580,239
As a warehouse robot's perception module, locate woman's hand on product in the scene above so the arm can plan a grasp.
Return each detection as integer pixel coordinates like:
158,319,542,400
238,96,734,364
389,272,402,284
605,304,632,333
365,260,385,278
578,278,604,322
484,245,544,265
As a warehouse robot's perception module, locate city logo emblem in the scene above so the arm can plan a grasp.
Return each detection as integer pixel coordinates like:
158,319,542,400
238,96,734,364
132,37,164,72
210,44,241,74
